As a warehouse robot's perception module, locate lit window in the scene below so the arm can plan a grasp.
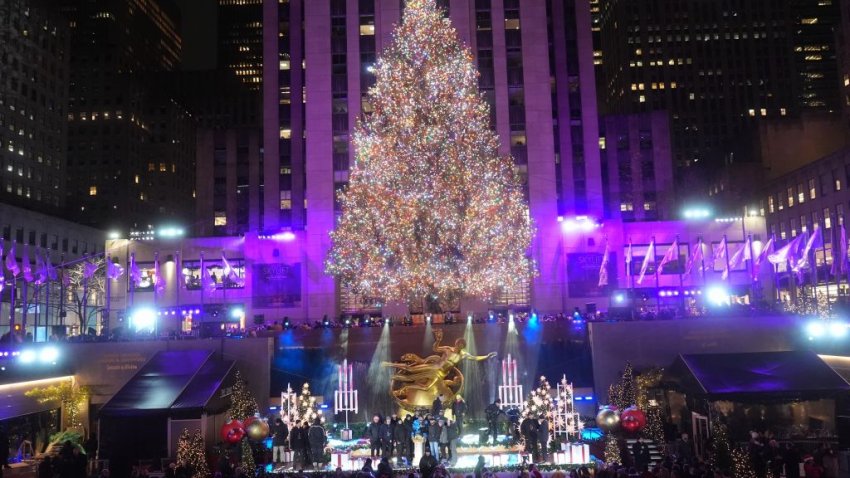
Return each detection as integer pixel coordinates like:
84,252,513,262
505,18,520,30
159,163,167,172
148,163,155,172
359,24,375,35
140,193,146,201
279,60,290,70
801,17,818,24
780,108,787,116
134,175,140,184
825,208,832,228
768,195,775,213
214,212,227,226
748,109,755,117
760,108,767,116
280,128,291,139
280,191,292,210
89,186,97,196
620,202,634,212
639,95,646,103
599,137,606,150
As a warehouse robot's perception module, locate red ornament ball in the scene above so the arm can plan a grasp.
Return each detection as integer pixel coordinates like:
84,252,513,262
220,419,245,444
620,407,647,434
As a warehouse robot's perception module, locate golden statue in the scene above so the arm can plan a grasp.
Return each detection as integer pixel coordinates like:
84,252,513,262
383,329,496,411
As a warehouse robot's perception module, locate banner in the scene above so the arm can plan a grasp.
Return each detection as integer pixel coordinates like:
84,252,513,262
252,263,301,308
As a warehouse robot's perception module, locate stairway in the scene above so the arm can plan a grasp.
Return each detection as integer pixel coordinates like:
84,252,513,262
623,438,665,467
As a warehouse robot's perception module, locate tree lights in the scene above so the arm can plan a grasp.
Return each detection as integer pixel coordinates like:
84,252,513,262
325,0,533,302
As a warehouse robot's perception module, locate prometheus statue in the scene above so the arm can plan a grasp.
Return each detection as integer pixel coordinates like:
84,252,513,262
383,329,496,411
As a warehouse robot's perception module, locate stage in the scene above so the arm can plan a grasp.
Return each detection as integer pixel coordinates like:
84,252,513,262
266,436,594,475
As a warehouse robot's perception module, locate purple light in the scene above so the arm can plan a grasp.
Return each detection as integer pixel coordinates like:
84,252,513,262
560,216,600,234
195,308,201,314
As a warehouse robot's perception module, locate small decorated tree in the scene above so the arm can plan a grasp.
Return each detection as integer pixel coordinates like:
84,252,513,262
604,434,621,465
608,362,636,411
293,383,325,424
176,429,210,478
228,371,258,420
709,417,733,473
553,375,583,443
522,376,554,421
732,446,757,478
240,437,255,475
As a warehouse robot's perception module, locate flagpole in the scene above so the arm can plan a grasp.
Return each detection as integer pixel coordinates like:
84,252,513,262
43,249,50,341
59,253,65,330
200,251,206,318
723,235,731,287
129,252,135,309
628,237,634,291
104,255,111,339
747,234,756,302
9,241,17,342
822,219,833,315
771,234,779,304
811,230,819,315
653,236,660,313
154,251,159,337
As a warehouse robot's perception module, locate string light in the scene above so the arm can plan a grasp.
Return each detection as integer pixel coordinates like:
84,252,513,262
325,0,534,301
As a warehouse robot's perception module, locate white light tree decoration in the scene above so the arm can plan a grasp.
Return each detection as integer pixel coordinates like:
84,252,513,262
280,384,297,423
554,375,583,442
499,354,524,409
522,376,555,425
334,359,358,433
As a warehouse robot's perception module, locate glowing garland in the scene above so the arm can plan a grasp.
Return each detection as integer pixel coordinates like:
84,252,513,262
325,0,534,302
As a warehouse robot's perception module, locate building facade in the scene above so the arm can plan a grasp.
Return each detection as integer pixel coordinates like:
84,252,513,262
599,0,842,203
0,0,70,214
261,0,603,317
600,111,674,221
60,0,195,232
218,0,264,89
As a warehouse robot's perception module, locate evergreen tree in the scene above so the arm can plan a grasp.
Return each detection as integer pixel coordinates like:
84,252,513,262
176,429,209,478
293,383,324,425
240,437,255,476
228,371,258,420
710,418,733,473
732,446,757,478
325,0,533,302
604,434,621,465
522,376,554,421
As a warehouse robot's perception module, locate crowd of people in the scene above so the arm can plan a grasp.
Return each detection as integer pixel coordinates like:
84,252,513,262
269,418,329,470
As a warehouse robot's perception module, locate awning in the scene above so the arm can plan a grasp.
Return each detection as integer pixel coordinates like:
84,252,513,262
664,351,850,401
99,350,235,417
0,376,73,421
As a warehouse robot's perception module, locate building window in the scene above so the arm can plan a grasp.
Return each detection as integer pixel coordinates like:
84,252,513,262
787,187,794,207
89,186,97,196
620,202,634,212
834,170,842,191
824,208,832,229
214,212,227,226
797,184,805,204
360,24,374,35
809,178,817,199
768,195,775,213
280,190,292,210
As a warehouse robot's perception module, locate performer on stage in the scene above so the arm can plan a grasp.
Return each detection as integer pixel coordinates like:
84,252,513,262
537,417,550,463
308,418,327,468
381,416,393,457
451,396,467,433
485,398,503,444
520,416,539,461
368,415,383,458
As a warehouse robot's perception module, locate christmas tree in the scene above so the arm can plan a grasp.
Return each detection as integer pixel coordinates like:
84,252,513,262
292,383,324,425
709,417,733,472
522,376,554,422
553,375,583,442
604,434,621,465
608,362,637,411
732,446,757,478
176,429,210,478
240,437,255,475
228,371,258,420
325,0,533,302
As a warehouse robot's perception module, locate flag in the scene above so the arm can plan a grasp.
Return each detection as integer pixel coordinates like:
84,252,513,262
832,224,847,276
658,239,679,274
5,242,19,276
34,249,48,285
154,254,165,294
22,245,34,282
201,253,217,293
724,237,752,280
221,252,244,287
106,257,124,280
753,236,775,281
598,240,610,287
637,240,655,285
793,227,822,272
83,260,98,279
768,234,804,265
129,253,142,287
685,239,705,275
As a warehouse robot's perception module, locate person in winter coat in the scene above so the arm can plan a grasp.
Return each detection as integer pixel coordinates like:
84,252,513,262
419,449,438,478
272,418,289,464
428,418,442,460
377,457,393,478
537,418,550,463
380,417,393,458
520,416,539,459
290,421,306,468
446,419,459,463
394,416,410,460
451,397,467,433
367,415,383,458
307,419,327,468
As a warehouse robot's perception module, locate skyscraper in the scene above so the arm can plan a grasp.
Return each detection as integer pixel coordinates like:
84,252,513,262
218,0,264,89
599,0,842,204
60,0,195,231
262,0,602,316
0,0,70,214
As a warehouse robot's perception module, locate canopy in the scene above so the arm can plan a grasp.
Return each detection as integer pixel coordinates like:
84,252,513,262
99,350,235,417
665,351,850,401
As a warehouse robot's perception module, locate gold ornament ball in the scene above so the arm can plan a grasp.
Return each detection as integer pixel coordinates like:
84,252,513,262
596,407,620,433
247,419,270,441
